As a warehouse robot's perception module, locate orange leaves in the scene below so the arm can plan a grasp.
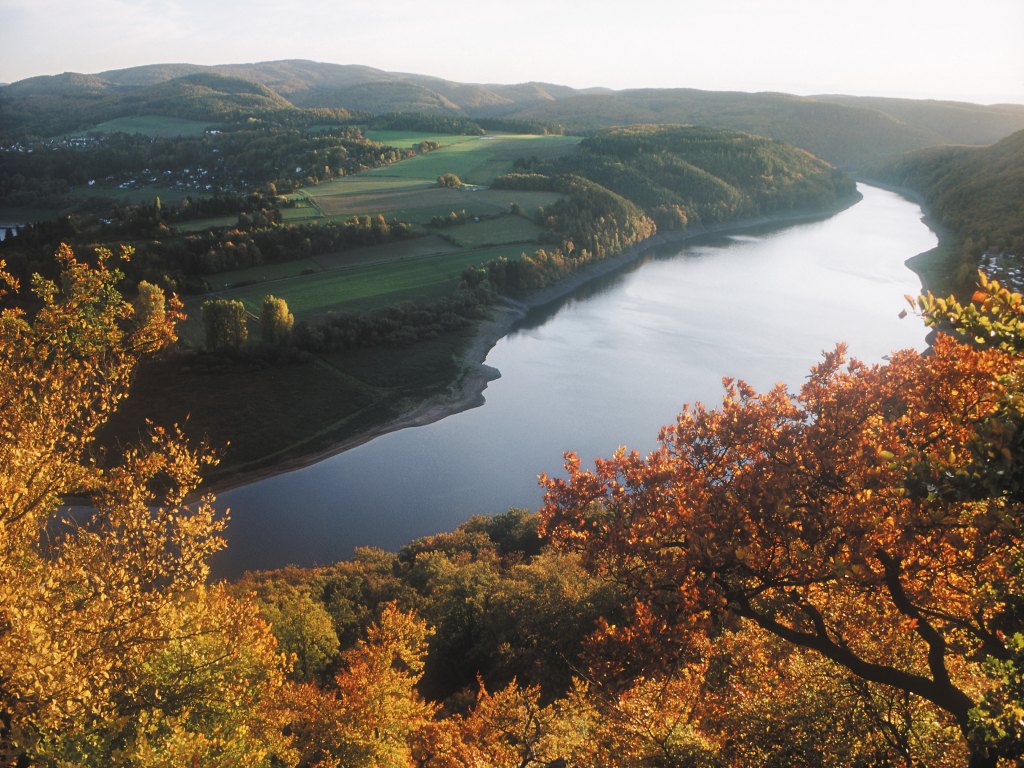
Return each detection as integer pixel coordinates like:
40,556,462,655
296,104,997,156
328,604,436,766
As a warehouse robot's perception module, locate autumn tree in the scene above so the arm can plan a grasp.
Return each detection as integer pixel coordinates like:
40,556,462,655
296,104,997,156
250,580,340,682
0,245,292,766
133,279,167,330
284,603,436,768
541,276,1024,767
202,296,249,351
437,173,462,188
261,294,294,346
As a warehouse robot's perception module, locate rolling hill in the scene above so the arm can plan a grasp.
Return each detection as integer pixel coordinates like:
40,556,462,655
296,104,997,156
3,59,1024,168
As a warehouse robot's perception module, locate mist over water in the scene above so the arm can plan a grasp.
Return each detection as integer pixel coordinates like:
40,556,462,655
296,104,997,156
214,185,936,576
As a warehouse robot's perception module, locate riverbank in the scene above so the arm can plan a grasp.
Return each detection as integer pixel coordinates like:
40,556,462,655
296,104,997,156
206,192,864,494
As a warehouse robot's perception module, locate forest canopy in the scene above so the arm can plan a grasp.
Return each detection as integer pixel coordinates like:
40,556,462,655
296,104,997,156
2,243,1021,766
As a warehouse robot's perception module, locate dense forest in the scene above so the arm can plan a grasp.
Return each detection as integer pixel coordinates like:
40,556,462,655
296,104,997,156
535,125,856,227
877,129,1024,291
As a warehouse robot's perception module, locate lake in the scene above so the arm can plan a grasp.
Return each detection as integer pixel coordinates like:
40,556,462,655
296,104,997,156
213,184,936,577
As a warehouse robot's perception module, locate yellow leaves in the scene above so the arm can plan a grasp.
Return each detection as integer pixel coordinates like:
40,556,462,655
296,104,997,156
0,245,295,766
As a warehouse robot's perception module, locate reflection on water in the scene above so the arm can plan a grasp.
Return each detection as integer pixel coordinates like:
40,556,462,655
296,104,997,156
214,185,936,577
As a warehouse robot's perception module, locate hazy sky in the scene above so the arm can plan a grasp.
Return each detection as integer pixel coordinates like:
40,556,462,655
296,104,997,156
2,0,1022,104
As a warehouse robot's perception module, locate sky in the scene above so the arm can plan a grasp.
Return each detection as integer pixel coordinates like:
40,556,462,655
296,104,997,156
2,0,1022,104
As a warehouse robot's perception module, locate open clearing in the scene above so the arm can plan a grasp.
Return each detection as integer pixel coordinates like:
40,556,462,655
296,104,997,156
310,187,562,224
363,130,477,149
176,215,237,232
441,215,543,248
287,133,578,222
178,224,542,347
361,134,580,185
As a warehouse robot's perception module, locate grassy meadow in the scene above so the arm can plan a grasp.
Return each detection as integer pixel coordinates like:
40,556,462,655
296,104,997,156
285,133,577,224
363,133,580,184
178,132,578,345
362,130,477,149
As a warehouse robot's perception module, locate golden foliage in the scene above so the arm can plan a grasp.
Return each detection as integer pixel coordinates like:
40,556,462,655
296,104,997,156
0,245,291,766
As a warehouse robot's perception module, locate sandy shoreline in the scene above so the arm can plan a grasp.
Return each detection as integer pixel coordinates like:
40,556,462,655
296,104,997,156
207,194,866,494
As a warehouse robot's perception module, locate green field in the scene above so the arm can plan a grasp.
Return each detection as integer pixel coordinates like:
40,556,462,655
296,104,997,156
441,215,543,248
175,133,575,344
176,215,237,232
178,223,543,348
362,134,580,185
363,130,478,149
89,115,214,138
308,187,562,225
278,134,574,229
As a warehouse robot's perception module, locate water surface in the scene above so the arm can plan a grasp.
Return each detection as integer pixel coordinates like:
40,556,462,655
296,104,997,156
214,185,936,576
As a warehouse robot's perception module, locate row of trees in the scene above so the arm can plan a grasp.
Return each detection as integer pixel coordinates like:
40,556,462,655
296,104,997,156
1,209,414,295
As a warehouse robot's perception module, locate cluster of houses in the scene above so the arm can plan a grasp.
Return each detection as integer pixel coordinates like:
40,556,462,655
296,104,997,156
101,165,227,193
979,246,1023,291
2,134,242,195
1,135,103,154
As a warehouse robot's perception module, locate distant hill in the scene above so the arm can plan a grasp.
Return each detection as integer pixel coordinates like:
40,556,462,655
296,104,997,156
97,63,210,86
119,73,295,118
0,71,297,134
3,59,1023,168
813,95,1024,147
506,88,941,168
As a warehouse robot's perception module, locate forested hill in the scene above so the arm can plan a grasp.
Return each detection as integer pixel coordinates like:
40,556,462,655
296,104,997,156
4,59,1023,168
876,128,1024,290
499,125,857,232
